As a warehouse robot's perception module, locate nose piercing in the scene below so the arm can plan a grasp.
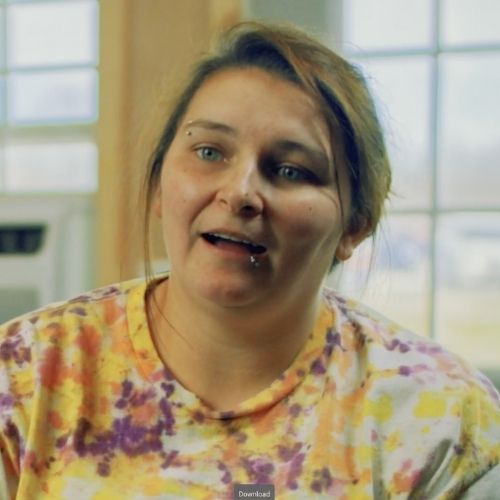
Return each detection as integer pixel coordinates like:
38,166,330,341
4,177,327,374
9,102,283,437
250,255,260,268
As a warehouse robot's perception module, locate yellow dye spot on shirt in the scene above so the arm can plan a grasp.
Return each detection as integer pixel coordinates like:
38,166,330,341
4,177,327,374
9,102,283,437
366,393,393,423
384,431,401,452
356,443,373,464
414,391,447,419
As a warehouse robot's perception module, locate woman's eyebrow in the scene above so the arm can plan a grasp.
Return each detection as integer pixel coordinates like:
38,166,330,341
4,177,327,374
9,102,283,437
184,119,236,135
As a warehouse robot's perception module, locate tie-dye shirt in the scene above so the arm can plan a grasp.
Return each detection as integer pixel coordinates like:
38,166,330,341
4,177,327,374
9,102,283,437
0,278,499,499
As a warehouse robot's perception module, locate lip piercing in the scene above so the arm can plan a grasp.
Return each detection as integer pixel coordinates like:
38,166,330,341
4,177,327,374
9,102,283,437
250,255,260,268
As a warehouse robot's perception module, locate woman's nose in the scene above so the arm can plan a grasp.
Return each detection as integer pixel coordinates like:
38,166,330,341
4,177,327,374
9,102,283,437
215,158,264,217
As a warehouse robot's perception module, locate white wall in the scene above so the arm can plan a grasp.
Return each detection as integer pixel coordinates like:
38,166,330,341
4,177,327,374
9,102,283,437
0,194,95,322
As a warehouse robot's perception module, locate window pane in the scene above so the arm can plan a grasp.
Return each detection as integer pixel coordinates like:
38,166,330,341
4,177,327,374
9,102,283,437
4,142,97,192
7,69,98,124
0,76,5,124
0,8,4,69
441,0,500,46
436,214,500,369
7,0,98,67
354,57,432,208
438,53,500,207
344,0,433,51
330,215,431,336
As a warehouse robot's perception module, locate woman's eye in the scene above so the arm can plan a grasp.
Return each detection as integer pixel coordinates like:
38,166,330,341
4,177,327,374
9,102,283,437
195,146,223,162
276,165,313,183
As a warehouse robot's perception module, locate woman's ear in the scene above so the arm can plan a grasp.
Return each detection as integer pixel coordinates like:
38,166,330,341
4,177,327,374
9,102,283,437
335,219,370,262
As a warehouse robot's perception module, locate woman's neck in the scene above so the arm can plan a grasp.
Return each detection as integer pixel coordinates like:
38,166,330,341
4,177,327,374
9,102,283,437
147,276,320,411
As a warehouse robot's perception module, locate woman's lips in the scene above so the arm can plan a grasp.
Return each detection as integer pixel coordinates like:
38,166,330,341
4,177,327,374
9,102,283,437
201,232,267,255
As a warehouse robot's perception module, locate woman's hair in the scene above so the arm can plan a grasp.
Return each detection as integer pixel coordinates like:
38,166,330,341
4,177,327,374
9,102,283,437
142,21,391,278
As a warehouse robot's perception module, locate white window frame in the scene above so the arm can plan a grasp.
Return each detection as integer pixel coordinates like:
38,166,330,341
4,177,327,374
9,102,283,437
337,0,500,343
0,0,99,193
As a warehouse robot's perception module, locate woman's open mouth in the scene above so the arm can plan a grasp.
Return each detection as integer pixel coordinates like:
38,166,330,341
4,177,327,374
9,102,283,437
201,232,267,255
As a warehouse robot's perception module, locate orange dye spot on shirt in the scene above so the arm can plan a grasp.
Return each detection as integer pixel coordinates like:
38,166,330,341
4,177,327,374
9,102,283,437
77,325,101,357
393,459,419,493
47,410,63,430
132,402,156,423
104,298,123,325
39,345,63,389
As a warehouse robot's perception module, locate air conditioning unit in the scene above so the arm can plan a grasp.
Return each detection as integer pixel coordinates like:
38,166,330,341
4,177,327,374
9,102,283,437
0,194,95,323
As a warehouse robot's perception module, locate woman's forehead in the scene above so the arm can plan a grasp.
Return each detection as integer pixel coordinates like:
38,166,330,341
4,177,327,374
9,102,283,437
180,67,332,155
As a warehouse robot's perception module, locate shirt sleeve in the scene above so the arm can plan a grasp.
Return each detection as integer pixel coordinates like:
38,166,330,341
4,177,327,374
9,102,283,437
431,374,500,498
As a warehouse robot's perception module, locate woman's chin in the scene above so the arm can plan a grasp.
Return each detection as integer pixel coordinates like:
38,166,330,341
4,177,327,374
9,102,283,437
195,277,266,309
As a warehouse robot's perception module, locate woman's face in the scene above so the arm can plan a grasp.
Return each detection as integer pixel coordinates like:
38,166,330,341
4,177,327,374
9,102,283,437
155,67,361,309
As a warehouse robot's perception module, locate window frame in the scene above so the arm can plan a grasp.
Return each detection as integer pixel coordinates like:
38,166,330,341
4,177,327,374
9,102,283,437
338,0,500,344
0,0,99,193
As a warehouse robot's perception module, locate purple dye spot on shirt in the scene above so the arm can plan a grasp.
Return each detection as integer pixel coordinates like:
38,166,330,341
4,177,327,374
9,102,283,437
323,344,334,357
70,307,87,316
5,420,20,446
311,359,326,375
161,382,175,397
97,461,110,477
74,418,92,456
115,398,127,409
321,467,333,487
219,411,235,421
241,457,275,484
6,322,21,337
192,411,204,423
326,329,334,341
311,480,322,493
0,393,14,409
121,380,133,398
278,443,301,462
159,399,176,435
288,452,305,487
218,461,232,484
399,366,411,376
161,450,179,469
55,435,68,449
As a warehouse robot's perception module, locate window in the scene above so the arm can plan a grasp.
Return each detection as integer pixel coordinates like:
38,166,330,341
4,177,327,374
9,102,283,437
331,0,500,370
0,0,99,192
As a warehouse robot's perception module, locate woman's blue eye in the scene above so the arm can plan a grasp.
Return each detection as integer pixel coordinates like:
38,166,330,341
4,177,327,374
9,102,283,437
276,165,311,182
196,147,222,162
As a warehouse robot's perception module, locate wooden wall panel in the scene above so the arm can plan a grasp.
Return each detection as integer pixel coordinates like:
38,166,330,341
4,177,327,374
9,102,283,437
97,0,241,285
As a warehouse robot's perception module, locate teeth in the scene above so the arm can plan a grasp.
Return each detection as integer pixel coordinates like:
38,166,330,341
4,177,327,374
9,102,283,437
211,233,254,245
203,232,267,254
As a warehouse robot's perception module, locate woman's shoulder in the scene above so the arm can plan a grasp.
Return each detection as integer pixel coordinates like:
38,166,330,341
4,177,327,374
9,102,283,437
2,278,141,326
320,285,500,405
0,278,146,368
320,286,499,488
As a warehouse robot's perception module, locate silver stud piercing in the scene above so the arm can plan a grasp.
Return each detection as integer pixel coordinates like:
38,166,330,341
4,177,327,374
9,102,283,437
186,130,192,136
250,255,260,268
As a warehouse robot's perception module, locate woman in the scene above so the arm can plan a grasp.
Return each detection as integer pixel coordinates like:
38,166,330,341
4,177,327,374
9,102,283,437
1,22,498,499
